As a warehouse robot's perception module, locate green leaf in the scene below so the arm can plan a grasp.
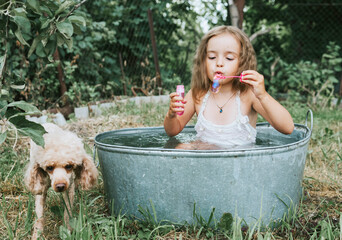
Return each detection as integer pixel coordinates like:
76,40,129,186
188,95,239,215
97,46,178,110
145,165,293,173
7,101,40,113
56,20,74,38
40,17,54,29
57,33,73,50
334,65,342,72
14,29,29,46
218,212,233,231
0,132,7,145
0,55,5,75
57,33,65,47
68,15,86,27
13,16,31,33
27,0,41,14
55,0,74,16
9,116,46,147
28,37,40,57
35,42,46,58
0,100,7,117
44,36,57,57
0,89,9,96
64,37,73,50
10,84,25,90
39,5,53,17
13,8,27,17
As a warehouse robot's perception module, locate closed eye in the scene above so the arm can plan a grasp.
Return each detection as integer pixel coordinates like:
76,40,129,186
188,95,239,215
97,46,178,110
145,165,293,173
65,164,73,170
46,166,54,172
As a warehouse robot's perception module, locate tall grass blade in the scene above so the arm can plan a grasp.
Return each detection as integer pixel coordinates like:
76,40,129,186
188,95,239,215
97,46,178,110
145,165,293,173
25,194,35,232
339,213,342,240
196,226,203,239
149,199,158,224
207,207,215,226
148,224,175,239
2,197,14,240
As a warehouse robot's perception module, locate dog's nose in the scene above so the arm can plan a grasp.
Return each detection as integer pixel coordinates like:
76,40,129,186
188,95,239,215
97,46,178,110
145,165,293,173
55,183,66,192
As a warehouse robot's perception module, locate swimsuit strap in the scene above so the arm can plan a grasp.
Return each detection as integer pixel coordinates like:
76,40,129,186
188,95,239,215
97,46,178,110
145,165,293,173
199,91,211,115
201,90,241,117
235,91,242,117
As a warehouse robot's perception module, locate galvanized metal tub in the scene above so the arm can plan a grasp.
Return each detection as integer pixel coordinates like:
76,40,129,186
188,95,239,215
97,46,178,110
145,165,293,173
95,113,312,226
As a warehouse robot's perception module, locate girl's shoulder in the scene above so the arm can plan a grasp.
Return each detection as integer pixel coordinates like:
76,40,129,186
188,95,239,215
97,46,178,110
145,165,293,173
189,88,208,114
239,88,258,118
240,88,257,105
190,88,208,104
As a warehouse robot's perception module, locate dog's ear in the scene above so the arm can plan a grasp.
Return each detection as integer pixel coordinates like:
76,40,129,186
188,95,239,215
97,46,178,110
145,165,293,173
24,163,49,195
76,155,98,190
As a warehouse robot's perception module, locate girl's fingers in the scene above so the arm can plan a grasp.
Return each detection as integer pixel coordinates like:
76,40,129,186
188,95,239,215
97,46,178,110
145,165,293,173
170,99,186,113
169,91,186,115
240,74,256,84
240,79,255,86
170,92,185,102
241,71,264,84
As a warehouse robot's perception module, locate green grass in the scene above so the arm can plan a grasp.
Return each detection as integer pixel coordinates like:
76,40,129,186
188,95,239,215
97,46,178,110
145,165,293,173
0,100,341,239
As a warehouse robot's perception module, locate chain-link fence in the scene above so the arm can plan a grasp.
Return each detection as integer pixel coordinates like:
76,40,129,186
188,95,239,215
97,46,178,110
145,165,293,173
108,1,342,96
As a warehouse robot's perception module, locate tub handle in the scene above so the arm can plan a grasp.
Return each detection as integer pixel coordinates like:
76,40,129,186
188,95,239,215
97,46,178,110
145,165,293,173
305,109,313,133
93,144,100,168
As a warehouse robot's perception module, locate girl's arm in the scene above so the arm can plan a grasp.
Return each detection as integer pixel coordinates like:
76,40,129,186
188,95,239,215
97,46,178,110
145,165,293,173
164,90,196,136
241,70,294,134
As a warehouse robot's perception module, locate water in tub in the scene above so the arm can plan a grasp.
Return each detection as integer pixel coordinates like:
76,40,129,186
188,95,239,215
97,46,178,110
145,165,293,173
100,127,303,150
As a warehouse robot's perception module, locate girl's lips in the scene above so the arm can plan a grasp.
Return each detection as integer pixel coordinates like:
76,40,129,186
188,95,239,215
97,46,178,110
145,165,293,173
214,73,226,80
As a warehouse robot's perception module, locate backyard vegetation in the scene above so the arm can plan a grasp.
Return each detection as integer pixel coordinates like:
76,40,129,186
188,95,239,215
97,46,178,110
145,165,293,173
1,0,342,239
0,101,341,239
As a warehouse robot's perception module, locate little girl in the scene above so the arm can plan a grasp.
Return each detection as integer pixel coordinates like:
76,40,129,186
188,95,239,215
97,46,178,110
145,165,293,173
164,25,294,147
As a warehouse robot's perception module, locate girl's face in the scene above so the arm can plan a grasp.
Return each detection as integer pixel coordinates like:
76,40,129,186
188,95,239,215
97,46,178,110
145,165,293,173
206,33,240,84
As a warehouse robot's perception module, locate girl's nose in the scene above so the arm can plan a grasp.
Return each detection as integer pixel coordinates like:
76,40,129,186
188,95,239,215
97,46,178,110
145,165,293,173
216,58,224,67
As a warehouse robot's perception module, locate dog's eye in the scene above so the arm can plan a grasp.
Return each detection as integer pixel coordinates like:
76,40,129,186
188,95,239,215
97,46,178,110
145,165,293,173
65,164,73,170
46,166,54,172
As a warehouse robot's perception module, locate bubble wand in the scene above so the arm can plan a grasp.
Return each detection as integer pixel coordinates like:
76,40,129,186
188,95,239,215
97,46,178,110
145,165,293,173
211,73,245,93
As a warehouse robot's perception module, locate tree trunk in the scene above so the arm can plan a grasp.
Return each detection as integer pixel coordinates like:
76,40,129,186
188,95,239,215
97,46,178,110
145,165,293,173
235,0,245,29
228,0,245,29
229,0,239,27
53,49,68,105
226,1,231,26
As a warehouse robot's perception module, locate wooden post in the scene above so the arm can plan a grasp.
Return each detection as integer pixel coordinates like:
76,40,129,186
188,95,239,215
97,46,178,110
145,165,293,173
147,9,162,95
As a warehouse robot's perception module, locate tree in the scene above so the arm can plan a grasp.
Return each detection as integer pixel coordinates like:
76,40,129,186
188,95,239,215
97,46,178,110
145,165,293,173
0,0,88,146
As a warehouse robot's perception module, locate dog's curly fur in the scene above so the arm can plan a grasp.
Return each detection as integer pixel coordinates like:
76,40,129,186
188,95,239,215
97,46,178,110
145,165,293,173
24,123,98,240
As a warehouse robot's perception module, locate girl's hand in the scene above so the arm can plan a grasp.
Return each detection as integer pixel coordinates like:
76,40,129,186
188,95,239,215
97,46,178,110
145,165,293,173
167,92,187,118
240,70,267,99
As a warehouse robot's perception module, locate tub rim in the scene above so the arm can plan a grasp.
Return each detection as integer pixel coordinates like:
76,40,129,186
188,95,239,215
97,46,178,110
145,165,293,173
94,122,311,157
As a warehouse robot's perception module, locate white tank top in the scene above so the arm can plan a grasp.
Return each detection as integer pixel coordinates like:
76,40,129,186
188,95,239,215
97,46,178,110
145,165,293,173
194,91,256,147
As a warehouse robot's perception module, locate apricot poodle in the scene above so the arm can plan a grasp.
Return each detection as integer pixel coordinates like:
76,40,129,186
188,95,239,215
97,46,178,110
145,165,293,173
24,123,98,239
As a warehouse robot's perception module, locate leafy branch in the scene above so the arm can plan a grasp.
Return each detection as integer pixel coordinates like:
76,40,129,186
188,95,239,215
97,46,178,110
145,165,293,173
0,0,88,147
61,0,87,22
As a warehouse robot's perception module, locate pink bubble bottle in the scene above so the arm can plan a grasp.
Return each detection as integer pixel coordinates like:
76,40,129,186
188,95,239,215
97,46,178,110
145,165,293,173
176,85,184,116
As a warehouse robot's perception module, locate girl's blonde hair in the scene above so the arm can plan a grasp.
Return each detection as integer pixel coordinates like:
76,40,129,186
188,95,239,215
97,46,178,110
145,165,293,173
191,25,257,103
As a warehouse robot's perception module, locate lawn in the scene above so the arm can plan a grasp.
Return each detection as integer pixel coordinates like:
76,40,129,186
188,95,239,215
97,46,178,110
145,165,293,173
0,100,341,239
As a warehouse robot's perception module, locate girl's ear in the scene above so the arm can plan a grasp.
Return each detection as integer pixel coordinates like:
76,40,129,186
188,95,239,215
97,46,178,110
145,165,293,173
24,163,49,195
77,155,98,190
